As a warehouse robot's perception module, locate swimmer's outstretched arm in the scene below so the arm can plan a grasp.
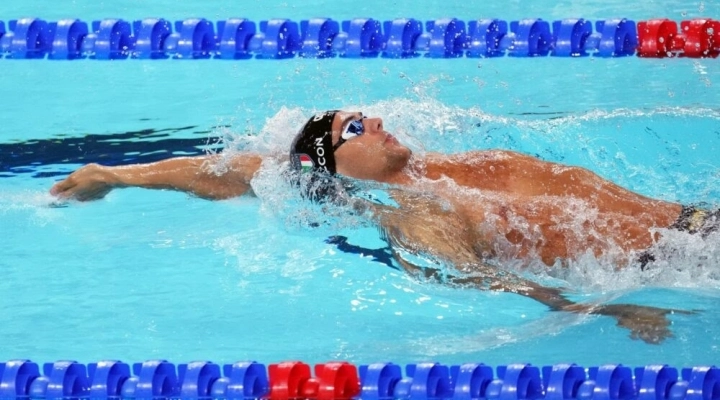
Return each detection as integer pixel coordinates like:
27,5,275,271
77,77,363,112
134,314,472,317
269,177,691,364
50,154,263,201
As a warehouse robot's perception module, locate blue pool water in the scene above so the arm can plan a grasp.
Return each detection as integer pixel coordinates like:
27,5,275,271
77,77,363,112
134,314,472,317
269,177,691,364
2,0,720,369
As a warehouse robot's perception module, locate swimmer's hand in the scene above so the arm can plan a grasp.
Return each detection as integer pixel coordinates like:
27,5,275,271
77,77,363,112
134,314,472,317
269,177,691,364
563,303,693,345
50,163,118,201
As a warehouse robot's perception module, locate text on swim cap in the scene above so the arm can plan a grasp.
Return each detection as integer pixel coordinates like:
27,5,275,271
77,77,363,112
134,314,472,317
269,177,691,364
314,136,329,173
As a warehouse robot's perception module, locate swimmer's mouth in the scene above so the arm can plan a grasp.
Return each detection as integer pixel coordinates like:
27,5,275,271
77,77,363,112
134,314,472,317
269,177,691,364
385,134,398,144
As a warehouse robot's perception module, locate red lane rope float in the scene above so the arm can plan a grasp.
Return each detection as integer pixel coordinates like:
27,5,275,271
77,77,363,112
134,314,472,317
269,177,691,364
637,18,720,57
680,18,720,57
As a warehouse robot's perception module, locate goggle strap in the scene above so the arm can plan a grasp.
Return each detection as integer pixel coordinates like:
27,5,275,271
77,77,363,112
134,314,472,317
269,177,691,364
333,137,346,151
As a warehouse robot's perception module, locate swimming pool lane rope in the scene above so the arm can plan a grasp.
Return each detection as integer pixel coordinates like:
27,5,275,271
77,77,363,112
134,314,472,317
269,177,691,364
0,360,718,400
0,17,718,60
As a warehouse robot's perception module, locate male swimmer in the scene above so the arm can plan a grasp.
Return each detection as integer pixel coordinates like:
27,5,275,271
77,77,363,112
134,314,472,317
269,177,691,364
52,110,712,343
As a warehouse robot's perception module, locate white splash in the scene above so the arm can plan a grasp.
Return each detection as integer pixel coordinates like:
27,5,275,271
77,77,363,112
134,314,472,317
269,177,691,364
0,189,66,226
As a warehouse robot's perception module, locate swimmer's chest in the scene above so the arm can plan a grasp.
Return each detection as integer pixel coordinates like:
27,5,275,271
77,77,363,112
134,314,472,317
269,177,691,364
423,151,544,193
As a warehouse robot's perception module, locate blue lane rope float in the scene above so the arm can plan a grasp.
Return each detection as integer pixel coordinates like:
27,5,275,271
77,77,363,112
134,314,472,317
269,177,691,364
0,360,718,400
0,17,718,60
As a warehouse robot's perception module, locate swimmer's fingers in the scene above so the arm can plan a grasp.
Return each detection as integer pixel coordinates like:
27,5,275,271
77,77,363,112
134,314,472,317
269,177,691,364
625,321,673,345
74,185,113,201
49,164,114,201
58,182,112,201
50,178,76,197
596,303,694,344
49,176,91,200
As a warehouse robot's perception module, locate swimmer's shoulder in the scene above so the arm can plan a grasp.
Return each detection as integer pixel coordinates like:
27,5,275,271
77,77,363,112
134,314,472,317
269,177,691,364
425,149,533,164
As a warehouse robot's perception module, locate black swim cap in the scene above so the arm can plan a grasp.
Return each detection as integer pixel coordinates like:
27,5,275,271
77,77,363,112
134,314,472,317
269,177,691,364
290,110,338,175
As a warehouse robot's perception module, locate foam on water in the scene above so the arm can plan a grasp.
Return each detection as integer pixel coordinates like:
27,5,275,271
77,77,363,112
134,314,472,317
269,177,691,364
0,189,66,227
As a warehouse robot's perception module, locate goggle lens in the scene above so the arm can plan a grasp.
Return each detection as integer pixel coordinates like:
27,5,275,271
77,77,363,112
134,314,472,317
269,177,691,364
341,117,366,140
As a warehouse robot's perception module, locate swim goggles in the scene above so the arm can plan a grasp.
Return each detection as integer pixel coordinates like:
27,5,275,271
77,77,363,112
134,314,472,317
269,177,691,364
333,116,367,151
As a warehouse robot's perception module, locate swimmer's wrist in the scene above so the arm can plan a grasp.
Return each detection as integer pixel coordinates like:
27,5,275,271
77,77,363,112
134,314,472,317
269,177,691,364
103,166,135,189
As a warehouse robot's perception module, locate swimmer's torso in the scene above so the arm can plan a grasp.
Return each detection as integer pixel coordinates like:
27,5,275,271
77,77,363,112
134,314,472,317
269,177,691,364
390,150,681,266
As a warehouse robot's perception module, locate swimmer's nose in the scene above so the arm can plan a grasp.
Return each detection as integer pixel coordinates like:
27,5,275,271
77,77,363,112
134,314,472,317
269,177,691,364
364,117,383,133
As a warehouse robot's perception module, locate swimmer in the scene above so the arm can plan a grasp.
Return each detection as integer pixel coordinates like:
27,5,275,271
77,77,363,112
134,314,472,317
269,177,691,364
51,110,705,343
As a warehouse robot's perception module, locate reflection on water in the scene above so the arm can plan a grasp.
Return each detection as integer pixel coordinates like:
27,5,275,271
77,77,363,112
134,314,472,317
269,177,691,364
0,125,221,178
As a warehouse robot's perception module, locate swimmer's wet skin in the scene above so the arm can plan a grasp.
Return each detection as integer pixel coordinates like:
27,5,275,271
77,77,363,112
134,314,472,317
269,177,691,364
51,110,704,344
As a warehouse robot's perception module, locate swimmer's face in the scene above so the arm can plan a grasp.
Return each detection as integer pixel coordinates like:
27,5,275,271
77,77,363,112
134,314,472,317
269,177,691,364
330,111,412,180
